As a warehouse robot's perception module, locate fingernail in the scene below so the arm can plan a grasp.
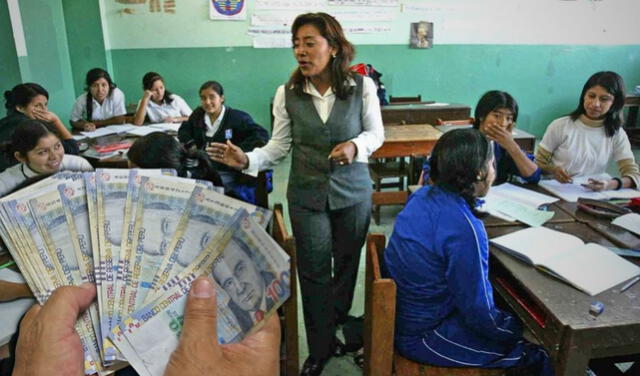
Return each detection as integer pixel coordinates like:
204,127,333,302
191,277,214,298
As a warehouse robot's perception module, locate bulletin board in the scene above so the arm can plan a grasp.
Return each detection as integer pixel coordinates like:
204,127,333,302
103,0,640,50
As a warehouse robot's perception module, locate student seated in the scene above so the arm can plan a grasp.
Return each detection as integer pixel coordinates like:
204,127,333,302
384,129,554,376
0,120,93,197
536,71,640,190
0,83,79,171
127,131,223,187
70,68,127,131
419,91,540,186
178,81,269,200
132,72,192,125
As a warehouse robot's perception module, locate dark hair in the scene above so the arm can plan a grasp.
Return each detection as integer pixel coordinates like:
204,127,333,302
288,12,355,100
128,132,223,186
4,83,49,114
199,81,224,97
142,72,174,105
569,71,626,137
429,128,493,214
85,68,116,121
473,90,519,129
11,119,58,158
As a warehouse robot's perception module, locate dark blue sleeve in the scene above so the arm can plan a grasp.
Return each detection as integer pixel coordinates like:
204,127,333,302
441,214,522,342
229,110,269,152
523,151,542,183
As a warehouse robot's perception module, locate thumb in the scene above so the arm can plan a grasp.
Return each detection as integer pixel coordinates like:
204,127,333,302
181,276,218,344
39,283,96,329
226,139,239,151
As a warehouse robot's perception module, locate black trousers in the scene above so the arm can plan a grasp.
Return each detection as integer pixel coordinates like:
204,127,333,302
289,198,371,361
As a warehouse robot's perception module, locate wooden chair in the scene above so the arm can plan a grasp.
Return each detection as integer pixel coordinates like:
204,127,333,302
364,233,504,376
271,203,299,376
624,95,640,144
389,95,422,104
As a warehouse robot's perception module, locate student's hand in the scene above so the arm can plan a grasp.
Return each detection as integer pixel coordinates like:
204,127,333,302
143,90,154,101
329,141,357,166
13,283,96,376
82,122,97,132
164,277,280,376
207,140,249,170
553,166,573,184
32,108,59,124
484,123,517,150
581,178,614,192
164,116,176,123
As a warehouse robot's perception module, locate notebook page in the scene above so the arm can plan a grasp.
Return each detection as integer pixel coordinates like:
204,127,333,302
539,243,640,296
490,226,583,265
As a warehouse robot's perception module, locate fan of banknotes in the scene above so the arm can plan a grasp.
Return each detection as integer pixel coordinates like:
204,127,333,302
0,169,291,376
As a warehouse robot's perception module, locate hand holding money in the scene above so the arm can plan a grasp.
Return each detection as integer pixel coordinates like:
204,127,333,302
13,283,96,376
164,277,280,376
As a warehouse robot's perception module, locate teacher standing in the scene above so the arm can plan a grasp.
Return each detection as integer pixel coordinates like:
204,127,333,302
209,12,384,376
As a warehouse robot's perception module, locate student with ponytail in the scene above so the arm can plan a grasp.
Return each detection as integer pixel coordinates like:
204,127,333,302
0,120,93,197
127,132,223,187
70,68,127,131
132,72,192,125
0,83,79,171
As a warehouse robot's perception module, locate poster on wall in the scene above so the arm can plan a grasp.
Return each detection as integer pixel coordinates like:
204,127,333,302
209,0,246,20
410,21,433,49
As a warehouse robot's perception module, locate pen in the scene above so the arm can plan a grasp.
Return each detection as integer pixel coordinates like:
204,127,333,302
0,260,15,270
620,275,640,292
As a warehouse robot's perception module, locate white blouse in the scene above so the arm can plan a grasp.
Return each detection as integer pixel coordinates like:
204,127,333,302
141,94,192,123
71,88,126,122
245,76,384,176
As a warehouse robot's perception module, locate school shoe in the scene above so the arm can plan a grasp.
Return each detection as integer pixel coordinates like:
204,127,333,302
300,357,328,376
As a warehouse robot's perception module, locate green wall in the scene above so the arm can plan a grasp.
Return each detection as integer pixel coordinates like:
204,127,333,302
112,44,640,138
0,0,22,118
62,0,109,96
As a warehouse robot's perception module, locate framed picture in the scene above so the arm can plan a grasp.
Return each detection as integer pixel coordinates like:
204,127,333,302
410,21,433,49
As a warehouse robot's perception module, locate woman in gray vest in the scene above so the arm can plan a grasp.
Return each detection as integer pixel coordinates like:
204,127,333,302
209,12,384,376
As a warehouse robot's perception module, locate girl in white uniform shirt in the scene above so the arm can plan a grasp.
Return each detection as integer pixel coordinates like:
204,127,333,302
0,120,93,197
536,71,640,191
132,72,192,125
70,68,127,131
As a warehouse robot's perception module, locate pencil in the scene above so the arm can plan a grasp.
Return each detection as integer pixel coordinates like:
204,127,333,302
620,276,640,292
0,260,15,270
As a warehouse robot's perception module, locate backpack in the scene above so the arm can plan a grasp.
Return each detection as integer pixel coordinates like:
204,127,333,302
350,63,389,106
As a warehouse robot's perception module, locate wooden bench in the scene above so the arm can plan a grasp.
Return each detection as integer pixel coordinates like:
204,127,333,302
271,203,299,376
363,233,504,376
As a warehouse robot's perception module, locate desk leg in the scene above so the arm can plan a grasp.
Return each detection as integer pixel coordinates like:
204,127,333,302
555,331,591,376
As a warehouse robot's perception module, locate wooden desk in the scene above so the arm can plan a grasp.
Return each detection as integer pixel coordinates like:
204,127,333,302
381,103,471,125
553,200,640,249
370,124,440,218
486,222,640,376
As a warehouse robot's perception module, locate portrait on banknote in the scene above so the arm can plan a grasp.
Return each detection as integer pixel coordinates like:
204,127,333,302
211,238,276,332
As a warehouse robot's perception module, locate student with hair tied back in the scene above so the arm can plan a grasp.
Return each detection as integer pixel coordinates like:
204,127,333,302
0,120,93,197
385,129,554,376
0,83,79,171
536,71,640,190
132,72,192,125
127,132,223,187
70,68,127,131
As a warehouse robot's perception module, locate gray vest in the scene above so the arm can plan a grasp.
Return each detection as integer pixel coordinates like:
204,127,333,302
285,75,372,210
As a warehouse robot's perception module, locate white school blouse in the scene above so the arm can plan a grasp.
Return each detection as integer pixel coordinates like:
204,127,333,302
0,155,93,197
244,75,384,176
140,94,192,123
70,88,126,122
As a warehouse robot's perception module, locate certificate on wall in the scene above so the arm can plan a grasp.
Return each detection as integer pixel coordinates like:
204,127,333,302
209,0,247,20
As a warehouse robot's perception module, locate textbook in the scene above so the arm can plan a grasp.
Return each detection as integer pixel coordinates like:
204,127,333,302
491,227,640,296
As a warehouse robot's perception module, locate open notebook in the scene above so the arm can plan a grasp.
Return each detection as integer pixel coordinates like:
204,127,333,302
480,183,558,226
539,173,640,202
491,227,640,296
